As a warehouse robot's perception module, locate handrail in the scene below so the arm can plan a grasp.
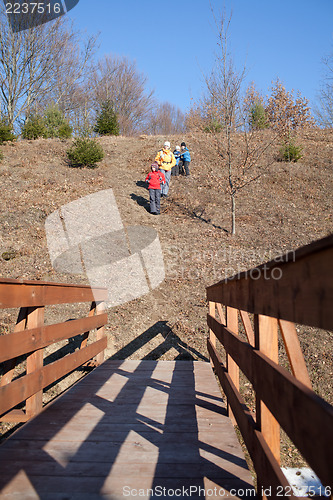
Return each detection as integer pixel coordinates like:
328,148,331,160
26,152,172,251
206,235,333,499
0,279,108,423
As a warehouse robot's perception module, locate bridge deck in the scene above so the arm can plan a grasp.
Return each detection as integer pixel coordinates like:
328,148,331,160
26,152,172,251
0,360,255,499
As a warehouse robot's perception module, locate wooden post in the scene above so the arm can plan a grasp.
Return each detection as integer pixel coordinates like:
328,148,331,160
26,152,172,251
239,310,255,346
26,306,45,418
209,301,216,351
254,314,280,472
226,306,239,425
95,301,106,366
278,319,312,389
216,302,226,324
80,302,96,350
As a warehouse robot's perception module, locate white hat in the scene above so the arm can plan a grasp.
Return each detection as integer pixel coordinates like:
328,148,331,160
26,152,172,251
164,141,170,148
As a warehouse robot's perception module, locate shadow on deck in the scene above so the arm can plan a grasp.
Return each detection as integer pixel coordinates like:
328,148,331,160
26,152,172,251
0,360,255,500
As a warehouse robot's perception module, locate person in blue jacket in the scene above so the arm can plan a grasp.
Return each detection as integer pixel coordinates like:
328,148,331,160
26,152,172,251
180,142,191,176
172,145,181,176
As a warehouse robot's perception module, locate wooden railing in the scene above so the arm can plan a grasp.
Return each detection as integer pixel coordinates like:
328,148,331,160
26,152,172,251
0,278,108,423
207,235,333,499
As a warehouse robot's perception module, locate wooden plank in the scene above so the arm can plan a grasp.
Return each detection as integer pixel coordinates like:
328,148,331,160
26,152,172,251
95,302,106,366
206,235,333,330
0,338,107,418
226,307,239,425
207,313,333,487
0,361,254,500
239,310,255,346
254,315,280,465
80,303,96,350
216,302,226,324
0,459,248,479
208,301,216,350
0,475,253,500
0,281,108,308
278,319,312,388
0,314,108,364
0,409,29,423
26,307,45,418
0,307,28,386
207,339,296,500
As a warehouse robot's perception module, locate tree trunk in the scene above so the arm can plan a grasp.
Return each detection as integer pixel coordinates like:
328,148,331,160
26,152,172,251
231,193,236,235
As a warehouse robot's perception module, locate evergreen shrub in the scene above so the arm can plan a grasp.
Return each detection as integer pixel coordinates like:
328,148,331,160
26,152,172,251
44,106,72,138
250,103,269,130
67,138,104,168
0,120,16,143
94,101,120,136
203,119,223,133
22,115,48,140
279,140,303,162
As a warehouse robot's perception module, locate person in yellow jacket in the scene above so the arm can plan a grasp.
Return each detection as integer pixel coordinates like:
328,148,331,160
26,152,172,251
155,141,176,198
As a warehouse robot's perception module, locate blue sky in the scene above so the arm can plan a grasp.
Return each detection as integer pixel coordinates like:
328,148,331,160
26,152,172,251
66,0,333,114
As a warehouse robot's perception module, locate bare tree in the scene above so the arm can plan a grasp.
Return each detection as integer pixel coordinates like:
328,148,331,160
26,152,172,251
314,50,333,128
36,32,98,118
0,5,97,128
146,101,186,135
196,7,278,235
65,82,96,136
91,55,154,136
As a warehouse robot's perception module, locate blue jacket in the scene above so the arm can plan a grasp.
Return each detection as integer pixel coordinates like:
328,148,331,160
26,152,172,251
181,147,191,162
173,150,181,165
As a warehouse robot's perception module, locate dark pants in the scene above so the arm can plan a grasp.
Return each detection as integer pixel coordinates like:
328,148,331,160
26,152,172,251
183,160,190,176
171,164,179,176
149,188,161,214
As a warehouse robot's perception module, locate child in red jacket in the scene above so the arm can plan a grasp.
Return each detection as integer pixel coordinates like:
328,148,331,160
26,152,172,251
145,162,166,215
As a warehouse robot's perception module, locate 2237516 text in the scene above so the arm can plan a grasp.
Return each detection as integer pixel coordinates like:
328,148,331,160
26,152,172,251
5,3,62,14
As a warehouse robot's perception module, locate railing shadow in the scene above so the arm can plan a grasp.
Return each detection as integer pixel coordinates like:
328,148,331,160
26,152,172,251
170,200,229,232
110,320,209,362
0,358,254,499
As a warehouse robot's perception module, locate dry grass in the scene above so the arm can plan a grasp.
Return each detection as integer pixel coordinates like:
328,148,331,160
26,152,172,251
0,129,332,469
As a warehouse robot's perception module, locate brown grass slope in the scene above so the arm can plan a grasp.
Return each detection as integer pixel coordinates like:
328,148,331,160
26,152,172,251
0,129,332,467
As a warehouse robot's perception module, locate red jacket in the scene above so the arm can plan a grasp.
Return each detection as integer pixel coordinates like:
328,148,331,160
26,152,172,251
145,170,166,190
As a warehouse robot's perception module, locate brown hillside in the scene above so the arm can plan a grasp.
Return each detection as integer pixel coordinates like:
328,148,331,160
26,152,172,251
0,129,332,467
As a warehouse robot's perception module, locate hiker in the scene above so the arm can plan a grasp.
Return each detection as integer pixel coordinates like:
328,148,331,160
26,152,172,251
145,162,166,215
180,142,191,176
155,141,176,197
171,145,181,176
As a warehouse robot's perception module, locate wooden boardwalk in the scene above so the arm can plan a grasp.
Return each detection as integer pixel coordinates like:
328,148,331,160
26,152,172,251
0,360,255,500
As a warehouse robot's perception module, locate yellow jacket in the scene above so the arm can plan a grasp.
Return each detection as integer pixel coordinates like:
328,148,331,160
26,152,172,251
155,148,176,171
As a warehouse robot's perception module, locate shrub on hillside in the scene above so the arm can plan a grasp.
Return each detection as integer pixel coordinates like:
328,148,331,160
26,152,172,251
203,119,223,133
44,105,72,139
57,123,73,139
0,150,3,161
22,108,72,140
21,115,48,140
279,140,303,162
249,103,269,130
94,101,120,136
67,137,104,168
0,120,16,143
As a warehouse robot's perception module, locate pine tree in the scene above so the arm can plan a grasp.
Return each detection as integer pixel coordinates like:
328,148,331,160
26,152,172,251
94,101,120,136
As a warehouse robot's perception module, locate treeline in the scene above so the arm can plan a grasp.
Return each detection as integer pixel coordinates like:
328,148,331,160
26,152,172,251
0,5,186,138
0,2,331,146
